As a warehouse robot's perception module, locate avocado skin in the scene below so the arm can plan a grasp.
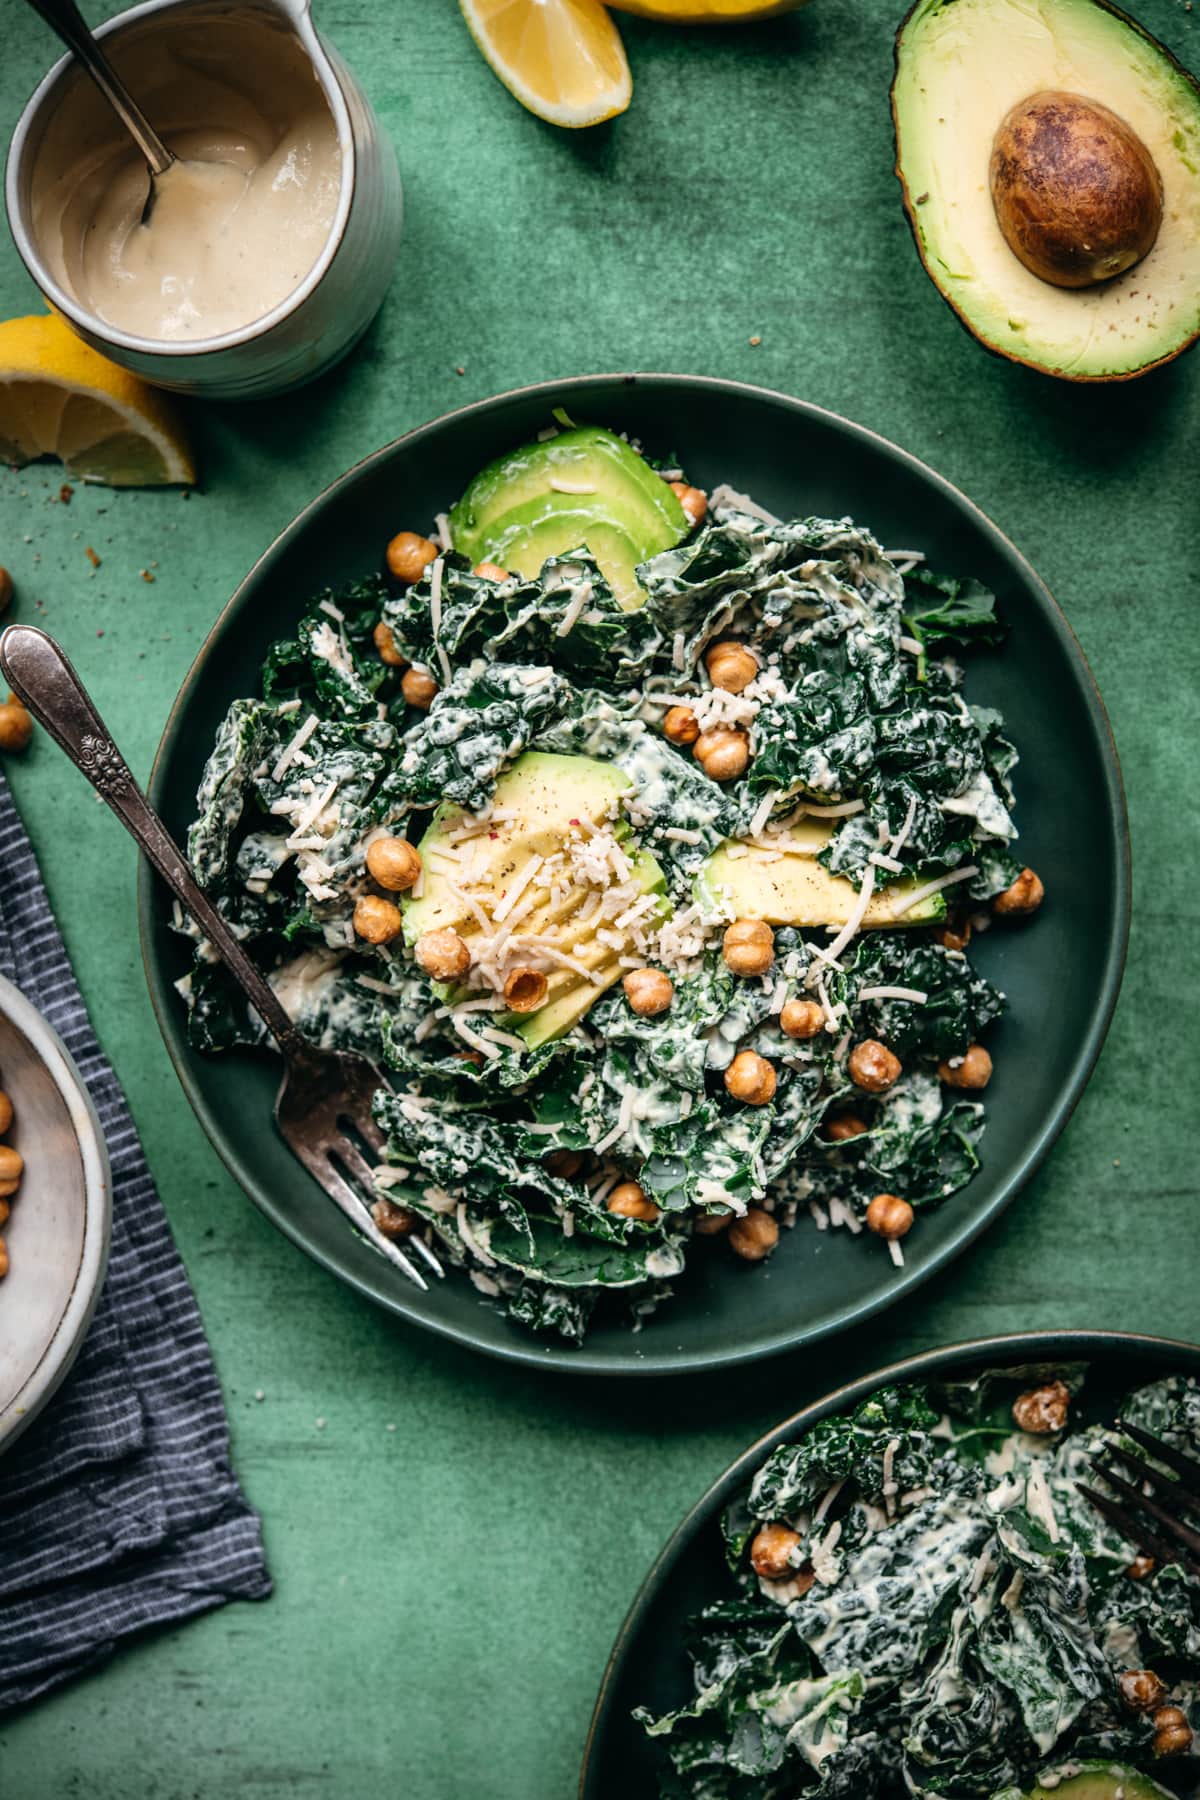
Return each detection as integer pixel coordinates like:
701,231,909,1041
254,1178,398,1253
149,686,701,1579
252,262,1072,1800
448,425,687,608
891,0,1200,383
1023,1761,1178,1800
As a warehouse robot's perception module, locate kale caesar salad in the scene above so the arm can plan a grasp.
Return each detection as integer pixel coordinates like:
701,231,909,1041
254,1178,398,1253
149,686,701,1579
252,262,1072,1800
637,1367,1200,1800
179,418,1045,1344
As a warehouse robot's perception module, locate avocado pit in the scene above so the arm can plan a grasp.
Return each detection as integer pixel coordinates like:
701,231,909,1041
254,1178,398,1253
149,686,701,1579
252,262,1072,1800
989,90,1163,289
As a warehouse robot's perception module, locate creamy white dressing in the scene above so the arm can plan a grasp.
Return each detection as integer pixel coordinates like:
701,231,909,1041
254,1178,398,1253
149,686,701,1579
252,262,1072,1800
32,23,341,340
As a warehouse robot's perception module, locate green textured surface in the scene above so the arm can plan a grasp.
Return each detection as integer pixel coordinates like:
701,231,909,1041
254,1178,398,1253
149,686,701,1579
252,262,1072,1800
0,1,1196,1795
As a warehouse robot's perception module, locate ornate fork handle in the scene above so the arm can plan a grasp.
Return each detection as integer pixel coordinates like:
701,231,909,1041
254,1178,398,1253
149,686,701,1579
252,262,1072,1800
0,625,303,1055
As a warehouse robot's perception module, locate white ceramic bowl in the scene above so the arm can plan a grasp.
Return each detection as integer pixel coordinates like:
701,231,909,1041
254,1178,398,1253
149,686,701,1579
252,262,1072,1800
0,974,111,1454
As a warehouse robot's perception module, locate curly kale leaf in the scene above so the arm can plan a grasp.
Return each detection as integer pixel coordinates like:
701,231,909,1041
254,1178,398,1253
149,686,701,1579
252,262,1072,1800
382,551,661,681
748,1386,941,1519
834,934,1005,1060
863,1078,985,1207
640,510,904,675
901,566,1006,655
188,698,281,887
637,1616,845,1791
393,662,572,810
977,1547,1109,1756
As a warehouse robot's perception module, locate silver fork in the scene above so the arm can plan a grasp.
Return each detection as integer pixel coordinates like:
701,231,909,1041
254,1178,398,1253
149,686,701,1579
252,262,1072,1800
0,623,441,1292
1078,1417,1200,1579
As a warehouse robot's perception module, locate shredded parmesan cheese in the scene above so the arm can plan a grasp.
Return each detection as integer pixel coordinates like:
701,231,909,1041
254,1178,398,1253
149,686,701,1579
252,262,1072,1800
890,864,978,919
271,713,320,782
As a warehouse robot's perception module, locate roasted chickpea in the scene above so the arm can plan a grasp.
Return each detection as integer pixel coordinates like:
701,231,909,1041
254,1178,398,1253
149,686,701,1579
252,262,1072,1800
0,567,13,612
545,1149,584,1181
372,620,406,668
503,968,548,1013
724,1051,777,1106
0,1178,19,1199
693,726,750,782
1153,1706,1193,1758
0,1146,23,1184
607,1180,659,1223
1011,1379,1070,1435
994,867,1045,917
780,998,824,1040
415,927,471,981
938,1044,993,1090
623,967,673,1017
473,561,510,581
849,1039,902,1094
0,1238,7,1280
0,1199,8,1227
401,666,439,710
750,1522,800,1579
365,836,422,892
866,1193,914,1240
824,1113,869,1143
705,640,759,694
1126,1554,1156,1580
1119,1670,1168,1713
935,916,972,952
353,895,403,946
385,531,438,584
729,1206,780,1259
723,918,774,977
670,481,708,527
372,1196,416,1239
663,705,700,747
0,1091,13,1135
693,1209,732,1236
0,700,33,753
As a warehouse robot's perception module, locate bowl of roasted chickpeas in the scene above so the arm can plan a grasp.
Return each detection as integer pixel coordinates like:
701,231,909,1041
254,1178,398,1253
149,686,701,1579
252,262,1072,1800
0,972,110,1453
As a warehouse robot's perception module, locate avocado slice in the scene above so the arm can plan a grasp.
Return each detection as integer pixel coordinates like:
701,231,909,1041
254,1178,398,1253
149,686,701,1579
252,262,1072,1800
403,751,668,1047
695,820,946,926
892,0,1200,381
448,425,688,610
1023,1764,1177,1800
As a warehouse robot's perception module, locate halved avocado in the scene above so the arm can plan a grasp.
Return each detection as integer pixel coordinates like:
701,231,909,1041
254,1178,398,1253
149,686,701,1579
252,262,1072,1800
892,0,1200,381
695,820,946,926
448,425,688,610
1024,1763,1177,1800
403,750,668,1047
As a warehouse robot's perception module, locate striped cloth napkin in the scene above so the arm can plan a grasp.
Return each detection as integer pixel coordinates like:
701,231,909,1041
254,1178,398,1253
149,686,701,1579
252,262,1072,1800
0,771,270,1711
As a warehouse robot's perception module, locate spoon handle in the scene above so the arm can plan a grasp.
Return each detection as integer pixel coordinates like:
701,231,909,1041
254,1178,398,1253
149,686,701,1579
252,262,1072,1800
0,625,299,1051
23,0,174,176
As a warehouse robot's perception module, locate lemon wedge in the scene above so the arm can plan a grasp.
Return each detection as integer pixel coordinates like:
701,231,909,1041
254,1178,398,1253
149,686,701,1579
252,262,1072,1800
460,0,632,128
608,0,807,18
0,314,195,487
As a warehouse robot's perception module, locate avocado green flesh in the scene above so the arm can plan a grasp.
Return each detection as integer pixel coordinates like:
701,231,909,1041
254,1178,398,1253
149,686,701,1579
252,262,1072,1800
402,751,667,1048
1024,1763,1177,1800
893,0,1200,380
695,826,946,927
448,425,688,610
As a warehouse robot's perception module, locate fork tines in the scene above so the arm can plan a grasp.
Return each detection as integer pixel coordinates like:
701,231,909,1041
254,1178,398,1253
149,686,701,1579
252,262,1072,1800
1077,1421,1200,1579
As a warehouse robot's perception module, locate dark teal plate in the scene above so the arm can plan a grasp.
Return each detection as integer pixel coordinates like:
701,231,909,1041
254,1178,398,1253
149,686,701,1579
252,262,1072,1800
580,1329,1200,1795
138,375,1130,1376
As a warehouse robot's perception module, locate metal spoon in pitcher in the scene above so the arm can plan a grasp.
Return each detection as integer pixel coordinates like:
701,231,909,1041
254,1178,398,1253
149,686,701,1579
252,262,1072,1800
23,0,174,221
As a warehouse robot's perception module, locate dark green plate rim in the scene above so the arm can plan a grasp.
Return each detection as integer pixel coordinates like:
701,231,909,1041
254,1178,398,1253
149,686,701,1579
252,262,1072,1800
138,373,1131,1377
579,1327,1200,1795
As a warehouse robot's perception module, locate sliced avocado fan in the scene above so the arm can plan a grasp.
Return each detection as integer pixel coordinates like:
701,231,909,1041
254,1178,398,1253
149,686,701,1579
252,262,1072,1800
893,0,1200,380
402,751,667,1049
695,821,946,926
448,424,688,610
